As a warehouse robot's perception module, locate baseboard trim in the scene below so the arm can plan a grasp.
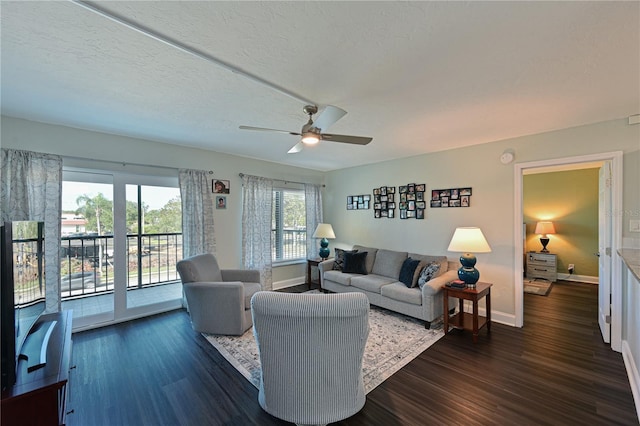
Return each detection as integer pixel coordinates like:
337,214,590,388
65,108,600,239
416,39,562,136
622,339,640,422
556,274,598,284
272,276,305,290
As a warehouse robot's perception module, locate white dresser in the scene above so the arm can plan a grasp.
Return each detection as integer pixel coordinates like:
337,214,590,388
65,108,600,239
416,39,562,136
526,252,557,282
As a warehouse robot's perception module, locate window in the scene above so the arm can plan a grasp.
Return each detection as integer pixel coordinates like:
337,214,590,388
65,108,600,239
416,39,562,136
272,189,306,262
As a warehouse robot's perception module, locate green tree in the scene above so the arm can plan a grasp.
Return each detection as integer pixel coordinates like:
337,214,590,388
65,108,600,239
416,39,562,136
144,197,181,233
75,193,114,235
283,192,305,228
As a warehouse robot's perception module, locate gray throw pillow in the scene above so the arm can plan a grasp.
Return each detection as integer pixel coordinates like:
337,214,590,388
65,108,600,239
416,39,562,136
418,262,441,289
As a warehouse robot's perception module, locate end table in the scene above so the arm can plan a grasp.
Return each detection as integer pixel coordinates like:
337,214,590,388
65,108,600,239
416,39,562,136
306,258,323,290
443,281,492,343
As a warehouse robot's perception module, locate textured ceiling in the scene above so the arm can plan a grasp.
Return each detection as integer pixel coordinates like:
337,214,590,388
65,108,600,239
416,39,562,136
1,1,638,171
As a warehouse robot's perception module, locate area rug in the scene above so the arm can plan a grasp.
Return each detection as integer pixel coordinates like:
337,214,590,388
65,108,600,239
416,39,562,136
204,302,443,394
524,279,553,296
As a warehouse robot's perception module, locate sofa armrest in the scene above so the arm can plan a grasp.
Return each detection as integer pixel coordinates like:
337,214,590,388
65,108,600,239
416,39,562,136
421,269,458,296
317,258,335,288
221,269,261,283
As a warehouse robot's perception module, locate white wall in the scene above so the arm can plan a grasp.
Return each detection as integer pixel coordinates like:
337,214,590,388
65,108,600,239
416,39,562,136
1,116,325,284
323,118,640,325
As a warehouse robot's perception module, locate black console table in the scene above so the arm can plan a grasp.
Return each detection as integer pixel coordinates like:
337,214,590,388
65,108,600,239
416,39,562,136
1,310,73,426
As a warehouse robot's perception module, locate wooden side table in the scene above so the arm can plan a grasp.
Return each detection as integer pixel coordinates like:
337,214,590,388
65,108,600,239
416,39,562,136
443,281,492,343
306,258,323,290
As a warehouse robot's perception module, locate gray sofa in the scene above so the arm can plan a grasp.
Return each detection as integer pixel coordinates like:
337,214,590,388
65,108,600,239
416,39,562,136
318,245,458,328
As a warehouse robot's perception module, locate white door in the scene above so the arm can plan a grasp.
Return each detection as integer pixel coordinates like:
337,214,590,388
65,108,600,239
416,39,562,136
598,162,612,343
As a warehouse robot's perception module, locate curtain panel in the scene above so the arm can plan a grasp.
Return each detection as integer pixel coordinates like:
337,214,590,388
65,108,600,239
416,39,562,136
178,169,216,259
304,183,323,260
1,149,63,312
241,174,273,290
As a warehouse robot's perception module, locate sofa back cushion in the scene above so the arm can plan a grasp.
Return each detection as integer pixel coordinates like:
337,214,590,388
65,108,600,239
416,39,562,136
372,249,408,279
352,245,378,274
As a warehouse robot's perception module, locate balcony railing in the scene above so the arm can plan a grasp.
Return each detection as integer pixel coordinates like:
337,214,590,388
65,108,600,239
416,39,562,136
272,228,306,261
60,233,182,299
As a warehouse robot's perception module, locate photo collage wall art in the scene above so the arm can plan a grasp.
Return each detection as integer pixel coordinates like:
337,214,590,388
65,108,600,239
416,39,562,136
430,187,472,208
347,194,371,210
373,186,396,219
398,183,426,219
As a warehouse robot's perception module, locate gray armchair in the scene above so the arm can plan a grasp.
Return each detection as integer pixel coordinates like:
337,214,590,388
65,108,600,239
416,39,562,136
176,253,261,336
251,291,370,426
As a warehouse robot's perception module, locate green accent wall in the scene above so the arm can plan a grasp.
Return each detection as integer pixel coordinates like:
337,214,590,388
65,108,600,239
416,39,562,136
524,168,599,277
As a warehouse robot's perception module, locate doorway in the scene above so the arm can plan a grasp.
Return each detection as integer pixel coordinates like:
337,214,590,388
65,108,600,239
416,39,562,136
514,151,624,352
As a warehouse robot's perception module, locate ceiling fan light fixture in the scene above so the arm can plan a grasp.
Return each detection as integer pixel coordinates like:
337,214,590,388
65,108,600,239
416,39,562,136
301,132,320,145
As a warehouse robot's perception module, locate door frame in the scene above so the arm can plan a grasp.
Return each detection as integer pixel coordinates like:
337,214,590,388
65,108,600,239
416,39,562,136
513,151,623,352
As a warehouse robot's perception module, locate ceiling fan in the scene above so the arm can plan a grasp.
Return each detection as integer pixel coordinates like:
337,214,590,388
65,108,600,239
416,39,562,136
239,105,373,154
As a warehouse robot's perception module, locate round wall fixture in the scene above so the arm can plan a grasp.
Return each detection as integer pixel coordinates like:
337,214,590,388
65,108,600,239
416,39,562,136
500,151,514,164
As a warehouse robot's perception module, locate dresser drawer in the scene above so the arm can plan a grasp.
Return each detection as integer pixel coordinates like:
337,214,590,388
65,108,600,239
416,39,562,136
526,253,557,282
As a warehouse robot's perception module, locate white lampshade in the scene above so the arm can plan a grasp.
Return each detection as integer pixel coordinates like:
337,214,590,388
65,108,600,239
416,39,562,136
447,227,492,253
534,221,556,236
312,223,335,239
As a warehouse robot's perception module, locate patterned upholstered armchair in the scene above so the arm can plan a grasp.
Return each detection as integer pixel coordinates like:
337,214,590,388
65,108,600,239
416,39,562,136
176,253,261,336
251,291,370,426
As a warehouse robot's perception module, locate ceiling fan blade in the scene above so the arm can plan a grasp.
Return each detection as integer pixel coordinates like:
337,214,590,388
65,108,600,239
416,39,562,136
239,125,300,136
312,105,347,131
321,134,372,145
287,142,304,154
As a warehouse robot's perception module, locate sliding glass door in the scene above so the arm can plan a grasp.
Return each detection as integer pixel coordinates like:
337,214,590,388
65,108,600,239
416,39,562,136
62,170,183,329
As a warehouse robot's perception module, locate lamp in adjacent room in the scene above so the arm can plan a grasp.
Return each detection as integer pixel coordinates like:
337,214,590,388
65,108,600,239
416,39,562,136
312,223,335,259
534,221,556,253
447,227,492,287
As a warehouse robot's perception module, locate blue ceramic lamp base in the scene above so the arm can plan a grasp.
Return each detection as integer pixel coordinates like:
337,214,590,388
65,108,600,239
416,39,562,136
457,252,480,287
318,238,330,259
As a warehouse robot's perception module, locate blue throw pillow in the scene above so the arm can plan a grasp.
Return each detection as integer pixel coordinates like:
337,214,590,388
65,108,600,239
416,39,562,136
399,257,421,287
342,251,368,275
418,262,441,289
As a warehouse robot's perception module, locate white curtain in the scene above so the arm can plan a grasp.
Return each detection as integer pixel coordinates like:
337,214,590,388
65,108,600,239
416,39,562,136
178,169,216,259
0,149,62,312
241,174,273,290
305,183,323,260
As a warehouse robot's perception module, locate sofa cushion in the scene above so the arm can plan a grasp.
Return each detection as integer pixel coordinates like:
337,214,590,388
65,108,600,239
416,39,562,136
323,270,354,286
351,274,397,293
333,248,358,271
342,251,368,274
380,282,423,305
417,262,441,289
408,253,449,277
372,249,408,279
398,257,421,287
352,245,378,273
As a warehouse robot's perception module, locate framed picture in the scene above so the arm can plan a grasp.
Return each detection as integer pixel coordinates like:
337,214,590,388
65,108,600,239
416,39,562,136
216,196,227,209
416,209,424,219
213,179,230,194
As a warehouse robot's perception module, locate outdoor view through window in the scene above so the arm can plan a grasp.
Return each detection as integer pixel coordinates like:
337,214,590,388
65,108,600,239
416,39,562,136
61,180,182,320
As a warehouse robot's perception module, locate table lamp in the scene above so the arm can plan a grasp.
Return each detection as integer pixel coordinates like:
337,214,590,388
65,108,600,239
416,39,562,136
447,227,492,287
534,221,555,253
312,223,335,259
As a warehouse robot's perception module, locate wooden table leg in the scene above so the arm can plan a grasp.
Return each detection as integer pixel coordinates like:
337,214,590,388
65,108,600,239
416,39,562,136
472,298,479,343
458,298,464,329
486,289,492,333
443,289,449,334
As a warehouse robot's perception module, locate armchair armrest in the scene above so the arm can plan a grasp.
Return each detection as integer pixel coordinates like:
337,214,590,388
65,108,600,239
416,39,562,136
221,269,261,283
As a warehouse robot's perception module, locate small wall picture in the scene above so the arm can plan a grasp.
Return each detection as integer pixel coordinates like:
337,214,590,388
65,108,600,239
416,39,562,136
216,196,227,209
213,179,230,194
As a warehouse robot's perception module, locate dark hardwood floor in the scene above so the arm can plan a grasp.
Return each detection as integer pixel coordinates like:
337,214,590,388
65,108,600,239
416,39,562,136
68,281,638,425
